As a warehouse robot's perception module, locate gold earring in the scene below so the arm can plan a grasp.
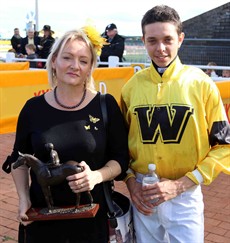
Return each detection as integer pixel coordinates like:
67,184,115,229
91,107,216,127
52,69,56,78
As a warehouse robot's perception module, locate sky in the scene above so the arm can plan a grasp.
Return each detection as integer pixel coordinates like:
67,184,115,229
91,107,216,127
0,0,229,38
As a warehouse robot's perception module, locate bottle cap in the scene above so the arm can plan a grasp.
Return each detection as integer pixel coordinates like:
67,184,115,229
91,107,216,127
148,163,156,171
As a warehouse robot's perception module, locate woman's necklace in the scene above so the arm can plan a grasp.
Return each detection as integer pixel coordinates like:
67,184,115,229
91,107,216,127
54,86,87,109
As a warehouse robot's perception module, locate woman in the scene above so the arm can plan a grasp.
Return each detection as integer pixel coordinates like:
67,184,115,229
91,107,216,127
4,26,129,243
39,25,55,59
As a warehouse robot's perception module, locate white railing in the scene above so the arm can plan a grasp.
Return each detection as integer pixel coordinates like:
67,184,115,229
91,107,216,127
1,52,46,64
1,53,229,82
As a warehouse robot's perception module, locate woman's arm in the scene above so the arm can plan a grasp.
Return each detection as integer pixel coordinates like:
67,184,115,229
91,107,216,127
11,163,31,222
95,160,122,182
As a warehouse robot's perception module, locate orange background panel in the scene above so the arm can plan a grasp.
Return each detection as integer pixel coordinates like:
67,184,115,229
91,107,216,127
215,80,230,99
0,68,228,134
0,69,48,87
93,67,134,102
0,67,134,134
0,62,30,70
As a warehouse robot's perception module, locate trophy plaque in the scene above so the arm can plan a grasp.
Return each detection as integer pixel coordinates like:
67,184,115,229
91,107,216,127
13,143,99,221
25,204,99,221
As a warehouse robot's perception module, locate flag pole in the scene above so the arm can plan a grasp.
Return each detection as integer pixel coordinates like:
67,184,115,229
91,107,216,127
35,0,39,31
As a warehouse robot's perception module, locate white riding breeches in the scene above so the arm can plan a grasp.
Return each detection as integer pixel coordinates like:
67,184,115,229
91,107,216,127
133,176,204,243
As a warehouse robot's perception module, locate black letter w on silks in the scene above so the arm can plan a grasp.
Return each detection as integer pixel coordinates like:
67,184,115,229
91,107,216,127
134,104,194,144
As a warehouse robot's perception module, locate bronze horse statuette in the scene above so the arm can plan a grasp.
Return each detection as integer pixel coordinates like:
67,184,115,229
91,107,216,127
13,152,93,213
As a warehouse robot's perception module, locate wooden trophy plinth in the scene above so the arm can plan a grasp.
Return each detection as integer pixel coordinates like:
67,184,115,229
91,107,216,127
24,203,99,221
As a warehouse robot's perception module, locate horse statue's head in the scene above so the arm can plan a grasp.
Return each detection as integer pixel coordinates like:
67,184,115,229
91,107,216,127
12,152,27,169
12,152,37,169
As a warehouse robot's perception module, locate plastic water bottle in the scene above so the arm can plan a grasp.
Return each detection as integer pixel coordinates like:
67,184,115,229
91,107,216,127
142,164,159,186
142,163,159,212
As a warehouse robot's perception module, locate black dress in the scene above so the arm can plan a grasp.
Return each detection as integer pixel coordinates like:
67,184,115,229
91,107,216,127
8,92,129,243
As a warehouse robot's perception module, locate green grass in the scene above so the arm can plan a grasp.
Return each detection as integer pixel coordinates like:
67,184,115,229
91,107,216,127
123,54,150,63
2,236,17,242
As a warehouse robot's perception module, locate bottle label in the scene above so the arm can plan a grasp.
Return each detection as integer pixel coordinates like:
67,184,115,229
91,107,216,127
142,177,158,186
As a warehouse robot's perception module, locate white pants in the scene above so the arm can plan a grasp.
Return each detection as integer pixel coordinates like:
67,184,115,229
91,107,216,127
133,179,204,243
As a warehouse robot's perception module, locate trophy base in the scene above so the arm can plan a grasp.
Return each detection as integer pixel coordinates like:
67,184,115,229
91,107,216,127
24,203,99,221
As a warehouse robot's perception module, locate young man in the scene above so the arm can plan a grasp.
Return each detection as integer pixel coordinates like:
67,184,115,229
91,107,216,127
121,5,230,243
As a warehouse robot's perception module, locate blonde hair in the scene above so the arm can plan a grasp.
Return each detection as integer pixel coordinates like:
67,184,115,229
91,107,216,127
46,28,102,90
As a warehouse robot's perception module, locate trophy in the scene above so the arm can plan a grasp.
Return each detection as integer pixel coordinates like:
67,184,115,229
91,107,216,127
12,143,99,221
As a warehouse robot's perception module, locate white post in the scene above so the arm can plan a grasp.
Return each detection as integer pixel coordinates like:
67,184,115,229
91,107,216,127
99,82,107,94
5,52,15,63
108,56,119,67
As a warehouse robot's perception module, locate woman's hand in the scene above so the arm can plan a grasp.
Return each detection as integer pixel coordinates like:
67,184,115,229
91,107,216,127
11,162,32,225
17,197,32,226
66,161,99,192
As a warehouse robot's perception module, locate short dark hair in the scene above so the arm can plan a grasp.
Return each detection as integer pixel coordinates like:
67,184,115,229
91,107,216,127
25,43,36,52
141,5,182,36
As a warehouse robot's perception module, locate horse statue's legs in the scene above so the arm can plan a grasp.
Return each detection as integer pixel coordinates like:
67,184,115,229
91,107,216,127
75,191,93,209
87,192,93,206
75,193,81,209
42,186,54,211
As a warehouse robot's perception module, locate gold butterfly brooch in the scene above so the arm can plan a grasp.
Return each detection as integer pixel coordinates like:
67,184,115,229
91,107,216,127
89,115,100,123
84,115,100,130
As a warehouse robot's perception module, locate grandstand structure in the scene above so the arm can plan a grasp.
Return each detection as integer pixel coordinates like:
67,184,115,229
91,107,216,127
123,2,230,68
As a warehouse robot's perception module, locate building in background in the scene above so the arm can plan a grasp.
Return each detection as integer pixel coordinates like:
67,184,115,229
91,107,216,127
180,2,230,66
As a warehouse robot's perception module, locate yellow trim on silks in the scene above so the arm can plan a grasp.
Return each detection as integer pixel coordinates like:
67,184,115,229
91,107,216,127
123,173,136,183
